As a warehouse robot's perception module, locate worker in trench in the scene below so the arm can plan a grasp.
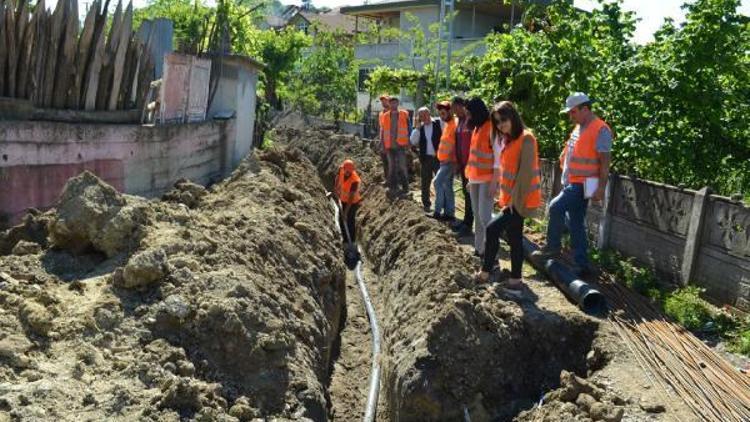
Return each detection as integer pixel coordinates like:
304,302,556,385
475,101,543,295
334,159,363,243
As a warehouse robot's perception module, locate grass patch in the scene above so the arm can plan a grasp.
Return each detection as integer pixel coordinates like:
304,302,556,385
663,286,714,331
590,247,750,356
261,130,275,150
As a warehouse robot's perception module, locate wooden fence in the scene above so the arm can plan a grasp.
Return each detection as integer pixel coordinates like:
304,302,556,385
539,159,750,311
0,0,153,111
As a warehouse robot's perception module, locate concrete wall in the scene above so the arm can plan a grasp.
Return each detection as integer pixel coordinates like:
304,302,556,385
0,119,236,227
208,59,260,168
539,159,750,310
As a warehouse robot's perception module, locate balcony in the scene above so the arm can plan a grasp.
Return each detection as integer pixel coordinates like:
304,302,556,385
355,37,486,68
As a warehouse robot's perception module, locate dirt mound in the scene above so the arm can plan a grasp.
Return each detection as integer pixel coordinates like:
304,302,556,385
48,171,151,258
515,370,626,422
278,126,602,420
0,149,346,420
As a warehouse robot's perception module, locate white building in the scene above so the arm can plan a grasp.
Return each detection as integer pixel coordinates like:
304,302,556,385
341,0,550,112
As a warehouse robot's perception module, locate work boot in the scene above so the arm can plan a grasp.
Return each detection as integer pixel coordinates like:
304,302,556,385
531,246,561,260
423,205,432,213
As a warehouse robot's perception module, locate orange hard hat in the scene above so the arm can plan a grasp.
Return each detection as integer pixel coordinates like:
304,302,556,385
342,159,355,172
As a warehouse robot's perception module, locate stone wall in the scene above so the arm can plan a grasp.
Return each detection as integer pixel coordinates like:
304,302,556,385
0,119,236,227
540,159,750,310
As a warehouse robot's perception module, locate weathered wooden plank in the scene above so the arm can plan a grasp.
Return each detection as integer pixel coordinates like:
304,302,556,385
135,48,154,112
84,0,111,110
96,0,121,110
108,1,132,110
53,0,78,108
42,0,65,107
16,0,34,98
30,0,48,105
5,4,17,97
120,38,137,109
0,0,7,97
129,21,153,106
69,0,98,109
11,0,28,97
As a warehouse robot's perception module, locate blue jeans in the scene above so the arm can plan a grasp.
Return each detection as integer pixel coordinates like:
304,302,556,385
547,183,589,266
433,162,455,217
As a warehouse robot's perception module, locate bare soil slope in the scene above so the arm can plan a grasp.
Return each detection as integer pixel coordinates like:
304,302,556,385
0,149,346,421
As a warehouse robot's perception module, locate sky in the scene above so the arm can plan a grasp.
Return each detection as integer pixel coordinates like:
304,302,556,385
54,0,750,45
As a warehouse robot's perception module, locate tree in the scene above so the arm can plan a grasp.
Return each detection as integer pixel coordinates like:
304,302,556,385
284,28,358,120
244,27,311,109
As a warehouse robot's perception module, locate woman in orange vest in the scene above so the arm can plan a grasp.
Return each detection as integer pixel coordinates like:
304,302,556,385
464,97,494,257
334,159,363,242
475,101,542,294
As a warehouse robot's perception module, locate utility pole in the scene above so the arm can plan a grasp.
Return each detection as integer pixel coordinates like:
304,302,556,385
434,0,446,108
444,0,454,91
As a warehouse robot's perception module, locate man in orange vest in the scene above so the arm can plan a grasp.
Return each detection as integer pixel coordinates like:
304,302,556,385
433,100,456,220
534,92,613,277
383,96,411,195
334,159,363,242
377,95,390,185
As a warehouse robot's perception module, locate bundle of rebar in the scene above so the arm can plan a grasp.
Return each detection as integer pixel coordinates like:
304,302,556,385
598,275,750,421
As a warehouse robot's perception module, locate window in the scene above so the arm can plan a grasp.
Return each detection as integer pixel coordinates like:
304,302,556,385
358,68,372,92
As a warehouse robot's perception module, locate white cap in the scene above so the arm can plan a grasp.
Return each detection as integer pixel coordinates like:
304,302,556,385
561,92,592,113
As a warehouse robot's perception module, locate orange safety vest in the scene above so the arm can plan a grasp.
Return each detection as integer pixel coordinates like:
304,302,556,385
498,130,542,209
337,168,362,204
378,110,387,138
382,110,410,149
437,117,457,163
559,117,611,184
464,120,494,182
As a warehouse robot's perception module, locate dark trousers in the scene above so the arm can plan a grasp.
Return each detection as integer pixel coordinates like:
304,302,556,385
339,203,359,243
420,155,439,208
380,150,389,183
460,170,474,227
482,207,525,278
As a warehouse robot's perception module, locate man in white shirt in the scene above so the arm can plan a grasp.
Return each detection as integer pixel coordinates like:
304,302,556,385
410,107,442,212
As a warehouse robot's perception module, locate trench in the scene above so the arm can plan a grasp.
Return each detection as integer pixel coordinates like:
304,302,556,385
279,127,602,420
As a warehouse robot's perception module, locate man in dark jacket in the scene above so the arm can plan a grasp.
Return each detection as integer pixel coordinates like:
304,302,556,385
409,106,442,212
451,96,474,235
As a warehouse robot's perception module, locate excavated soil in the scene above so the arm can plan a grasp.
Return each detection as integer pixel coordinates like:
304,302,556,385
0,149,347,421
277,124,697,421
1,113,699,422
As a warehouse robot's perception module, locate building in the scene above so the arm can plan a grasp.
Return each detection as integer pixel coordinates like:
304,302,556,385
341,0,550,111
263,5,358,35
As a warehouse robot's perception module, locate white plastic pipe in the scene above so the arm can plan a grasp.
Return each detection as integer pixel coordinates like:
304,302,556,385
330,198,382,421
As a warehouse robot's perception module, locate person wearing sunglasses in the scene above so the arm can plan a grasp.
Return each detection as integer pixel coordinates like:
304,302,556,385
475,101,542,293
